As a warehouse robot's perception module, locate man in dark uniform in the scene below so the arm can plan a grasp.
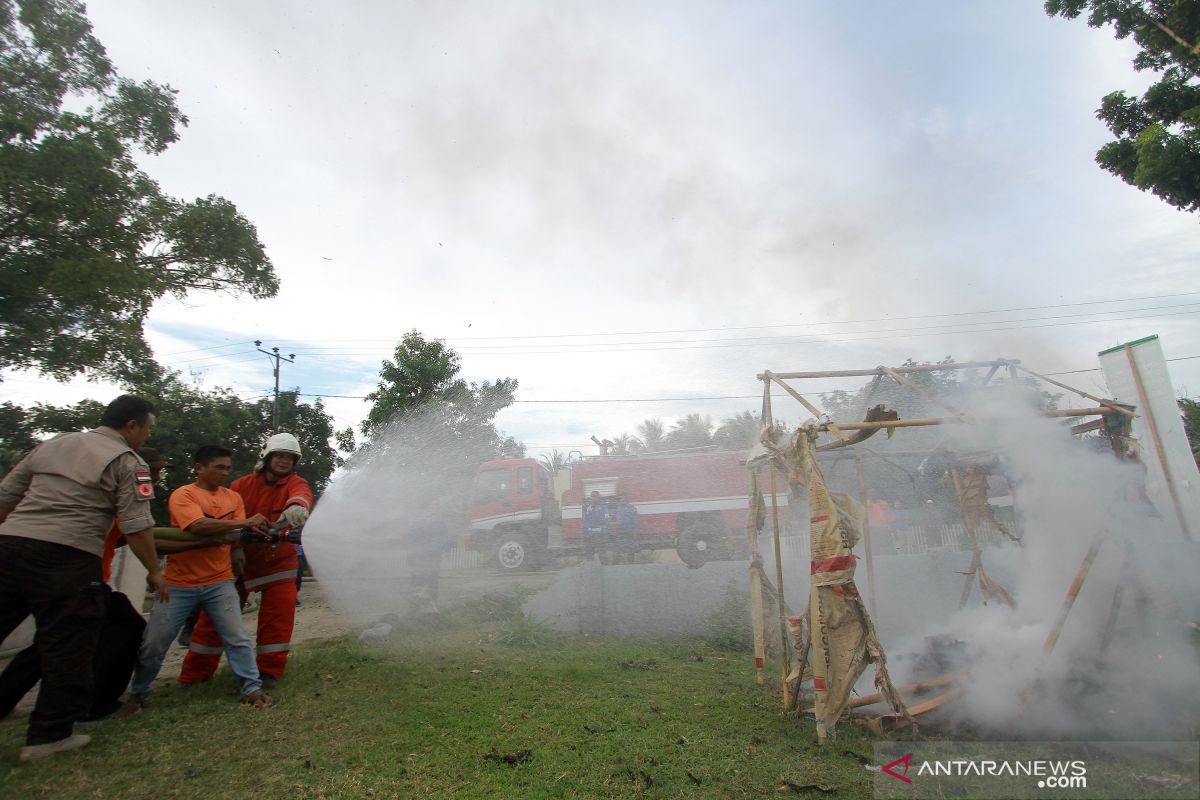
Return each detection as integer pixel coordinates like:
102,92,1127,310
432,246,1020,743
0,395,168,762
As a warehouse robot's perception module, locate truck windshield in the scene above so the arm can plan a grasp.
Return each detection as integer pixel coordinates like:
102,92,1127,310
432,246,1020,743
473,468,510,504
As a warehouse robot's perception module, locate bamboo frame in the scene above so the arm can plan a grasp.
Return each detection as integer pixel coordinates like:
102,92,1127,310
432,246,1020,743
763,371,849,442
757,360,1017,380
854,450,877,614
1012,362,1134,417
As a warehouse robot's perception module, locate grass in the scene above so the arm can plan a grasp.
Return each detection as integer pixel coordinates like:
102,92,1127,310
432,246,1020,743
0,623,878,799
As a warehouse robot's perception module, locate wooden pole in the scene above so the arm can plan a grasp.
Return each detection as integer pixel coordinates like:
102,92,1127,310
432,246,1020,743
1012,363,1135,417
815,408,1111,433
804,672,965,713
748,480,768,686
855,450,877,615
759,360,1018,380
1124,344,1193,541
763,372,849,442
949,465,979,608
770,464,792,707
748,378,771,685
1042,537,1104,654
881,366,969,419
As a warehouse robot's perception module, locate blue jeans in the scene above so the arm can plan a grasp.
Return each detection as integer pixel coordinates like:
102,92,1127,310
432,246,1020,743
129,580,261,697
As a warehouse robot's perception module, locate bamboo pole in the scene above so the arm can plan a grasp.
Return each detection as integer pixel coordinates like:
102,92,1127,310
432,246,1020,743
759,360,1018,380
949,465,980,608
898,686,963,718
881,366,970,419
764,372,849,442
770,464,792,708
748,472,767,685
1012,363,1135,417
814,408,1111,433
1042,537,1104,654
854,450,877,615
803,672,964,714
1124,344,1193,541
748,378,771,685
980,364,1001,386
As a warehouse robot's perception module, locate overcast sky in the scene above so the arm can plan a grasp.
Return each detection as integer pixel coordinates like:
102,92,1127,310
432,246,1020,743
6,1,1199,457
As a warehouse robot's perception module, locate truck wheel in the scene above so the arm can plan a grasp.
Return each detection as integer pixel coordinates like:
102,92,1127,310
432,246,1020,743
495,536,536,572
677,519,727,569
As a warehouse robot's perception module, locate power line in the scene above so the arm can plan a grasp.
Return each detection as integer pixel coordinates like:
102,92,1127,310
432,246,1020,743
289,354,1200,403
255,289,1200,344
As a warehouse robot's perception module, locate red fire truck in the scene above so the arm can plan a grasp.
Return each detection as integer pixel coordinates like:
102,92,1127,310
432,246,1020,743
465,450,782,570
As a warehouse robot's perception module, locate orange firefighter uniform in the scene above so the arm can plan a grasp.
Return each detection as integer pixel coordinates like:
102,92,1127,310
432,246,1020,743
179,470,312,684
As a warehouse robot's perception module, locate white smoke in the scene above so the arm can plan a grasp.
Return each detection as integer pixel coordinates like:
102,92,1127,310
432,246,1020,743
886,386,1199,739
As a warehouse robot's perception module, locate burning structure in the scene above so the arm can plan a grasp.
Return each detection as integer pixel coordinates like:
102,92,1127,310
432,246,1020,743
744,342,1200,744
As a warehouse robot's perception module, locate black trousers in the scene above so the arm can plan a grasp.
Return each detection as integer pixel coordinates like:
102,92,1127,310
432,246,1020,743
0,587,145,721
0,536,106,745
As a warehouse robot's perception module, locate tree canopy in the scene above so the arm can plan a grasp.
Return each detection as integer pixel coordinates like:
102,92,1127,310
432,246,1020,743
0,0,278,380
352,331,522,507
1046,0,1200,215
0,369,347,519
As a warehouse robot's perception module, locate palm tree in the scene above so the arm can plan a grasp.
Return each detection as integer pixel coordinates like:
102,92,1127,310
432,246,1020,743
713,410,762,451
637,418,665,452
611,432,644,455
665,413,714,451
539,449,567,474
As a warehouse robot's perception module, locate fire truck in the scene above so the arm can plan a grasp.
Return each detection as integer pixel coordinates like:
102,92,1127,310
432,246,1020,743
465,450,783,570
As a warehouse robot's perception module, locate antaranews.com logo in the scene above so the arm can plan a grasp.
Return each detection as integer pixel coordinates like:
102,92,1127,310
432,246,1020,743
872,741,1198,800
882,751,1087,789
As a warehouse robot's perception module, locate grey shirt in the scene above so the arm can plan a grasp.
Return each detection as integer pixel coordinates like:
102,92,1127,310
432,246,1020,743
0,427,156,557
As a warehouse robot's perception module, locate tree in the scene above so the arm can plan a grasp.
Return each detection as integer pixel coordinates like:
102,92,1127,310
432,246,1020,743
665,413,714,452
0,368,347,518
0,0,278,380
713,410,762,451
1182,397,1200,465
249,390,344,496
1046,0,1200,215
637,418,665,452
539,449,568,474
355,330,522,507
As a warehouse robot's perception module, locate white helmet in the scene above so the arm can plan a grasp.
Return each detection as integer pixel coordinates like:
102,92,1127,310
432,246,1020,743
259,432,302,470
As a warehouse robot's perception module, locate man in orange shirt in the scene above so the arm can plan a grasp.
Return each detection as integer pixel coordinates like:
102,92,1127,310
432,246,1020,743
181,433,312,690
118,446,275,715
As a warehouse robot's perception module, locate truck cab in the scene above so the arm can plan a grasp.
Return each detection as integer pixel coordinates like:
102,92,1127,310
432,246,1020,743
465,458,559,569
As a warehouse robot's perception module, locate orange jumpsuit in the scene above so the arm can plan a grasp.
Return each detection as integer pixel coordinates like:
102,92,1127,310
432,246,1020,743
179,471,312,683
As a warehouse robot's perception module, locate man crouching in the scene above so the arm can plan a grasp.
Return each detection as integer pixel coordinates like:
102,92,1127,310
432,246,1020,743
116,446,275,715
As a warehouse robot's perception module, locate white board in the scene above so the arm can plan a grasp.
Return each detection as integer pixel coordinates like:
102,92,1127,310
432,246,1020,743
1098,335,1200,540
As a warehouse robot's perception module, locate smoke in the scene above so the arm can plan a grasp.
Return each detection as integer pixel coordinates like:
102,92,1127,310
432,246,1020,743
301,402,491,627
884,386,1200,740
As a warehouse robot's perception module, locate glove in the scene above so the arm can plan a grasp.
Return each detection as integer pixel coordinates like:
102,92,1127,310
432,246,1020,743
282,504,310,528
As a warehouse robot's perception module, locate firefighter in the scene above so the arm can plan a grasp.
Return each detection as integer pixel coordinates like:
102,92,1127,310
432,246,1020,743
179,433,312,690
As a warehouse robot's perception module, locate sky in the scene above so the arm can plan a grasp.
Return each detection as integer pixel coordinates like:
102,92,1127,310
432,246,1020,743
5,1,1200,458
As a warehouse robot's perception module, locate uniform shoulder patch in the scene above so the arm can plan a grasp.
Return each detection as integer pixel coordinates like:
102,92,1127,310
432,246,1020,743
135,467,154,498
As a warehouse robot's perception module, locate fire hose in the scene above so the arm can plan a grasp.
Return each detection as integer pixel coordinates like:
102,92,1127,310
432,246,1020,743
151,518,302,546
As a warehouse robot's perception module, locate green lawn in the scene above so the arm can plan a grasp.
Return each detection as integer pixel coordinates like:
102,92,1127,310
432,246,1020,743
0,624,877,799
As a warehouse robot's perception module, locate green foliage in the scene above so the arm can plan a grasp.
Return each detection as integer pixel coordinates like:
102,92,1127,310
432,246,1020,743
1046,0,1200,215
1181,397,1200,464
666,412,715,451
637,417,665,450
0,0,277,380
0,369,345,517
353,330,522,508
704,579,753,652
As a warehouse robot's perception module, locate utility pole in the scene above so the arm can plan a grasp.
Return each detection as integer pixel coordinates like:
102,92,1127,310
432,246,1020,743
255,340,296,433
